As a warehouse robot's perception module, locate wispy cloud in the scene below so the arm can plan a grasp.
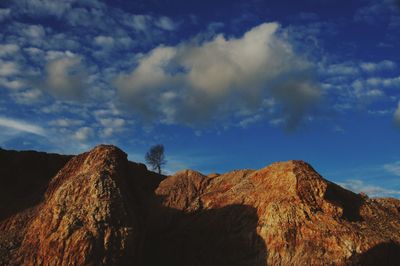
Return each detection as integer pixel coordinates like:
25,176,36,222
12,89,43,104
384,161,400,176
0,77,24,90
354,0,393,24
0,117,46,136
12,0,73,18
154,16,179,31
338,179,400,198
324,62,359,76
360,60,397,73
0,8,11,21
94,35,115,48
49,118,84,127
0,44,20,57
0,60,19,76
73,127,94,142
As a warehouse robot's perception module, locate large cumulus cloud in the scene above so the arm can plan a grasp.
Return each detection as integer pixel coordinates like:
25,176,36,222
114,22,320,129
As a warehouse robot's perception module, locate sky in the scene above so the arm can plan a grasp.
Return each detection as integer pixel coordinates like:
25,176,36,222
0,0,399,197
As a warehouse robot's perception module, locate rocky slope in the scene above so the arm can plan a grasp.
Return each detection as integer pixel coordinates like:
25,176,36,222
0,145,399,265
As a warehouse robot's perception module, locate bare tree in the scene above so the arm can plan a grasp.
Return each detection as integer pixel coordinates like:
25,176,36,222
145,144,166,174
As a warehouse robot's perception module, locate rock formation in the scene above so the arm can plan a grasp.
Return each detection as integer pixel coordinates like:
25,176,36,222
0,148,72,221
0,145,399,265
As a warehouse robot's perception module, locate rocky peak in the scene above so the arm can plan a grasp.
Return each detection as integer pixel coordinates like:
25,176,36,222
158,159,400,265
156,169,210,211
6,145,142,265
250,160,365,220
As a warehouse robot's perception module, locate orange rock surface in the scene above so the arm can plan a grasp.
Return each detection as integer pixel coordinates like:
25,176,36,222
1,145,399,265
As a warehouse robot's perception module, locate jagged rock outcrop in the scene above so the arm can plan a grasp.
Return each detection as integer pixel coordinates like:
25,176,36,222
16,145,144,265
0,146,151,265
154,161,400,265
0,145,399,265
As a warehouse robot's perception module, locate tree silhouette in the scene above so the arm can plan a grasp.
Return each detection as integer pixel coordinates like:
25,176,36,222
145,144,166,174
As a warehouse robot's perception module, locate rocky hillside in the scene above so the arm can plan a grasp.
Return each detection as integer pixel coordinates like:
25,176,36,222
0,148,72,221
0,145,399,265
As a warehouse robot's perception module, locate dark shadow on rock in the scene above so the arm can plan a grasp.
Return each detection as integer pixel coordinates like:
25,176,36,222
125,165,267,266
0,149,72,221
324,181,364,222
141,204,267,266
349,241,400,266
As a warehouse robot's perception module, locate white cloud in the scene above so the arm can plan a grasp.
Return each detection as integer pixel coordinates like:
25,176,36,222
45,50,75,61
269,118,285,126
13,0,74,18
351,79,386,103
49,118,84,127
354,0,394,24
339,179,400,198
42,56,87,99
6,22,73,51
0,78,24,90
99,117,125,128
368,109,391,116
325,62,359,76
120,14,152,31
0,8,11,21
115,23,320,129
73,126,93,141
98,117,126,137
343,76,400,106
358,88,385,100
238,114,263,128
395,102,400,126
12,89,42,104
320,61,400,108
116,36,134,48
22,24,46,38
377,76,400,88
384,161,400,176
24,47,43,56
94,35,114,48
0,116,45,136
155,16,178,31
0,60,19,76
93,103,121,117
360,60,396,72
0,44,20,57
39,101,89,117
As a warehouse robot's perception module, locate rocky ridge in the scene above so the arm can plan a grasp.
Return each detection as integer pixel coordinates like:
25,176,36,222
0,145,399,265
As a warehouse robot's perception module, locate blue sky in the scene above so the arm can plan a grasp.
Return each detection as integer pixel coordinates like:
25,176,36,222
0,0,400,197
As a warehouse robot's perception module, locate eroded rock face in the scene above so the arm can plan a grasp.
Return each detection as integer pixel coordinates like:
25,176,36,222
0,145,147,265
0,149,72,265
156,161,400,265
17,145,143,265
1,145,399,265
